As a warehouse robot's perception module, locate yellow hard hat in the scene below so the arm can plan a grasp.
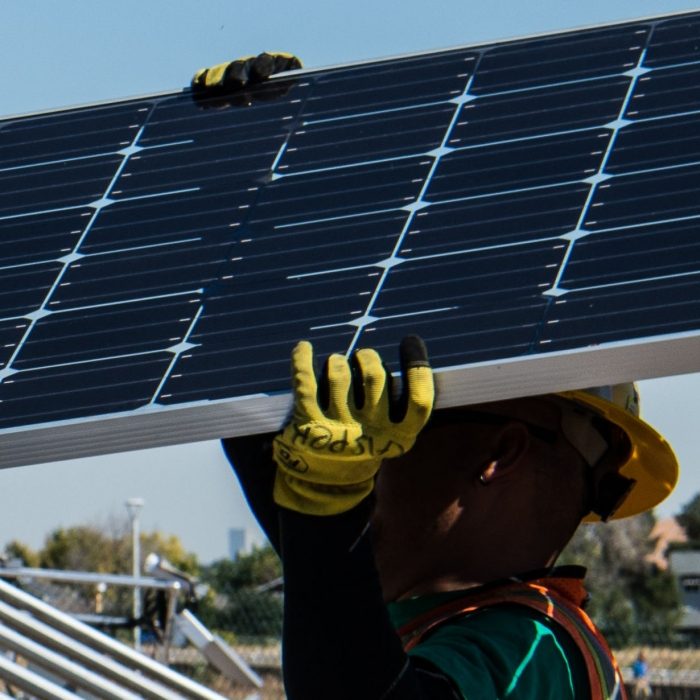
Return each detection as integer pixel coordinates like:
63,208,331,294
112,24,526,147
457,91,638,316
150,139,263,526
559,384,678,522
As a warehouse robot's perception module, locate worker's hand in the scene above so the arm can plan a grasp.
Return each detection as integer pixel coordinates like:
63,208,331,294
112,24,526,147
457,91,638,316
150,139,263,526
272,337,434,516
191,52,302,93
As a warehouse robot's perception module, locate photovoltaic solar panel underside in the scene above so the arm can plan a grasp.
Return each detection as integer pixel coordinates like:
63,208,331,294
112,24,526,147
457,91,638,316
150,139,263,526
1,10,700,467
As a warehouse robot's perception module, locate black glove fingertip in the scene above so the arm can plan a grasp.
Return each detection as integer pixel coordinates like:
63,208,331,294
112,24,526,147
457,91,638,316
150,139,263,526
399,335,430,370
350,351,366,410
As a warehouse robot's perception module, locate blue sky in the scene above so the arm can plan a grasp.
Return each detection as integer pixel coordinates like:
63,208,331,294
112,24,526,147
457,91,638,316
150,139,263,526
0,1,699,563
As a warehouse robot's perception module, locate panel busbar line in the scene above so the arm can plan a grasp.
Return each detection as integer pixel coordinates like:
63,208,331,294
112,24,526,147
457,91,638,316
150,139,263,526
1,10,700,468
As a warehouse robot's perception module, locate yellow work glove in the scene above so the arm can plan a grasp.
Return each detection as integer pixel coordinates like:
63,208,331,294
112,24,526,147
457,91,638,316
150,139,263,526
191,52,302,93
272,337,434,516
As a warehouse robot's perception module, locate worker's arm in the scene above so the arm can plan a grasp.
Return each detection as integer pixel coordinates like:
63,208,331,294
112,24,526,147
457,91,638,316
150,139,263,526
266,338,463,699
221,433,281,554
279,500,462,699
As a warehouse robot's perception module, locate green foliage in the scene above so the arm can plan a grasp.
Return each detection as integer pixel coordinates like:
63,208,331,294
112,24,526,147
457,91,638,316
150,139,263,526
3,518,199,576
204,545,281,591
2,540,40,567
559,511,682,644
40,525,128,572
199,545,282,640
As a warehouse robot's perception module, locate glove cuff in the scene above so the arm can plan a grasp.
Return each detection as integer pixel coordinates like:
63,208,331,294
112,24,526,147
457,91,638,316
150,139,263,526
273,472,375,516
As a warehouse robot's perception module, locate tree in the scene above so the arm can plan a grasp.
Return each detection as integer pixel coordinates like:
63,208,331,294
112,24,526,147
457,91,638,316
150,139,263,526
199,545,282,640
676,492,700,542
30,518,199,576
2,540,40,567
559,511,682,644
40,525,128,572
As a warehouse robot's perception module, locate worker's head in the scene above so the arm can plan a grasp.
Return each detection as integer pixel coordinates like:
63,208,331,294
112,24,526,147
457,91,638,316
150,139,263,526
371,383,678,602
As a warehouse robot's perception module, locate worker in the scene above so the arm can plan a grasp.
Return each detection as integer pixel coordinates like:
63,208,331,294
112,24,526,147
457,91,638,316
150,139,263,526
631,651,652,699
193,56,679,699
222,335,676,699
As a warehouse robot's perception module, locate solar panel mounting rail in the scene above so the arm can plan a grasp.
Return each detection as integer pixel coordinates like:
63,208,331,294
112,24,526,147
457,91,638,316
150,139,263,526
1,9,700,468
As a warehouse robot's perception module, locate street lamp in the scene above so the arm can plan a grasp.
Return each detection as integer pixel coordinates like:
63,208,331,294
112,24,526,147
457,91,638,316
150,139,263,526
125,497,145,650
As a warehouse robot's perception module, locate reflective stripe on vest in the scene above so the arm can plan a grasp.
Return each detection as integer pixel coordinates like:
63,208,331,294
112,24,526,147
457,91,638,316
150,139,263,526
397,578,627,700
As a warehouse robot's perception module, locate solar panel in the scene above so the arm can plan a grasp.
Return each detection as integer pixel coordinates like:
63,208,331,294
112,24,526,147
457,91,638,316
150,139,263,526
1,9,700,468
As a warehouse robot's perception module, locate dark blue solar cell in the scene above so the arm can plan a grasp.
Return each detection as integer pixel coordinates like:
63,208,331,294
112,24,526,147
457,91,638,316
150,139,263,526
0,102,153,167
584,164,700,230
280,104,455,173
471,25,649,94
605,115,700,174
249,157,432,224
644,15,700,67
357,301,551,371
374,241,564,319
161,323,357,402
449,77,629,147
234,211,407,277
47,235,230,309
14,295,202,370
428,130,611,201
539,277,700,352
0,157,122,217
626,64,700,120
560,219,700,290
0,262,63,317
0,354,172,429
0,321,29,370
301,51,477,119
400,185,589,257
81,188,257,253
0,210,88,266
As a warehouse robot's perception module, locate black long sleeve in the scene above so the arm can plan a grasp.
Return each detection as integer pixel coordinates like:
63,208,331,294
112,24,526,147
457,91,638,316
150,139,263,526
222,433,281,553
221,437,461,699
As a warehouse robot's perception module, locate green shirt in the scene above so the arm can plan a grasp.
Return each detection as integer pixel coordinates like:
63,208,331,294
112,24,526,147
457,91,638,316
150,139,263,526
388,590,591,699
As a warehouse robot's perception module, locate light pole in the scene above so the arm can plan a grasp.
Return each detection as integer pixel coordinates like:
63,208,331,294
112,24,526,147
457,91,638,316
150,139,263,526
125,497,145,650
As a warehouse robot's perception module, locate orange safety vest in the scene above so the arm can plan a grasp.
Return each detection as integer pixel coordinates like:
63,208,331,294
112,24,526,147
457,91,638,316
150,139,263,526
397,576,627,700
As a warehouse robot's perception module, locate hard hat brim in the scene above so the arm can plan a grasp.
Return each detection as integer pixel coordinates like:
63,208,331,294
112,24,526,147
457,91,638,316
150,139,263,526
561,390,679,521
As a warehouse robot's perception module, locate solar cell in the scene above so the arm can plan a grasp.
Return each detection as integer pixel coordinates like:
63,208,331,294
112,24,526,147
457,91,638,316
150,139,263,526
1,10,700,468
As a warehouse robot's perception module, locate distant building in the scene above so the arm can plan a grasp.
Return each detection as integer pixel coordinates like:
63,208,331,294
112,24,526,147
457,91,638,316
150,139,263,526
647,517,688,570
668,549,700,639
228,528,253,559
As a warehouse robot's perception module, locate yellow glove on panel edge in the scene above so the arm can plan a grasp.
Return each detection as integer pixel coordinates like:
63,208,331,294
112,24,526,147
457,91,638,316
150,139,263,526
191,52,302,92
273,337,434,516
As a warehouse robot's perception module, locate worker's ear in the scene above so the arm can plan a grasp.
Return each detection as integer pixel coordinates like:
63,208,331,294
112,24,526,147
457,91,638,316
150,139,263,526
478,422,530,484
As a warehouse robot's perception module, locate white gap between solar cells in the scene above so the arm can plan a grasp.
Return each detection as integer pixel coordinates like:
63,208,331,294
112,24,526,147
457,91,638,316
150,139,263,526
544,41,652,299
46,289,202,315
0,139,192,177
301,98,453,127
343,60,481,354
311,306,458,332
560,268,700,295
150,305,205,405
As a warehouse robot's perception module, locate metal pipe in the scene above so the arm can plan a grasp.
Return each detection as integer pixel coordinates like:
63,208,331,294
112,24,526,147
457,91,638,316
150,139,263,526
0,567,181,590
0,578,226,700
0,599,182,700
0,621,141,700
125,497,144,651
0,652,81,700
